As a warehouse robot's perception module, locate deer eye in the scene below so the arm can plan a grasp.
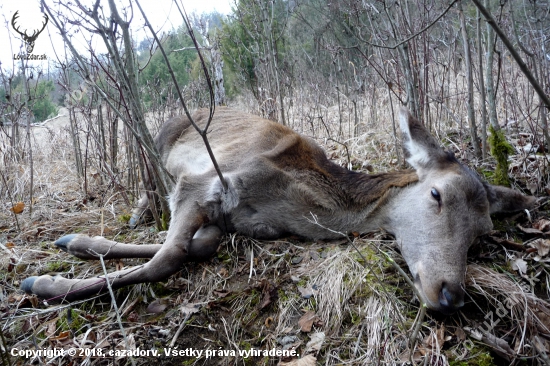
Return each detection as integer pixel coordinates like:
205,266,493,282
431,188,441,202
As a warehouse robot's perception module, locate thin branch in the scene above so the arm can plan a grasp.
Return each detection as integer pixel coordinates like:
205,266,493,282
134,0,228,191
471,0,550,110
92,250,136,366
0,168,20,232
345,0,458,50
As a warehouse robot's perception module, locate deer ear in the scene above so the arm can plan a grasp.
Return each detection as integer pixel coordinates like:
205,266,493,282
399,107,446,171
485,184,536,214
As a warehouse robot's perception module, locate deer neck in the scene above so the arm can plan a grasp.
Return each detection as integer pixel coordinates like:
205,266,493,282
326,169,419,235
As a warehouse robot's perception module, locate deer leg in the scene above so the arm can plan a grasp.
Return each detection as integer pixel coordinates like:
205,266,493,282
53,234,162,259
129,184,153,228
21,202,217,302
53,224,222,261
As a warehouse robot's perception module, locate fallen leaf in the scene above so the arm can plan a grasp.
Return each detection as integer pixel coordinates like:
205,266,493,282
51,330,71,341
529,239,550,257
259,280,278,309
5,242,15,249
8,294,23,303
305,332,325,353
423,325,446,349
29,296,39,307
7,257,15,272
481,332,514,361
511,257,528,274
127,311,139,322
278,355,317,366
147,300,167,314
46,322,57,337
517,225,544,235
398,349,423,363
454,327,466,341
298,311,318,333
10,202,24,214
297,285,317,299
213,289,230,298
180,302,200,315
115,260,125,271
534,219,550,232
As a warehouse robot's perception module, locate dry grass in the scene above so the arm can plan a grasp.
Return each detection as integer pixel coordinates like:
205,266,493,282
1,101,550,366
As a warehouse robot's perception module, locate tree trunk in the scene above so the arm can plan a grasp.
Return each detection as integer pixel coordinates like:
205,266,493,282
459,2,481,159
483,0,511,186
477,7,488,159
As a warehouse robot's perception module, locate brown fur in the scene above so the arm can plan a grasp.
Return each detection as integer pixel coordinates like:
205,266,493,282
21,107,535,315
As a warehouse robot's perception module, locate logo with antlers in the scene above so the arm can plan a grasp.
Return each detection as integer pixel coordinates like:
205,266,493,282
11,10,49,54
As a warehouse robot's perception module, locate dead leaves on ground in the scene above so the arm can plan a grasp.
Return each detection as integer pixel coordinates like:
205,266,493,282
10,201,25,214
529,238,550,257
486,216,550,278
298,310,322,332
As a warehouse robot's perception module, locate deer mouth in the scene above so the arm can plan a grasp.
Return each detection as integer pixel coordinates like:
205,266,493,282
413,267,465,314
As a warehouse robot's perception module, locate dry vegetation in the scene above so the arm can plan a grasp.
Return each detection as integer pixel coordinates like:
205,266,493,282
1,99,550,366
2,0,550,365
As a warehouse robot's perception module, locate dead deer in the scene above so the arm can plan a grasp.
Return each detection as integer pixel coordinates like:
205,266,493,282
21,107,535,314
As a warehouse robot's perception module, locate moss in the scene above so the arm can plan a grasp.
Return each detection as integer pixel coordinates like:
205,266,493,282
56,309,86,334
239,341,256,365
249,289,260,306
488,125,514,186
477,167,494,181
217,250,232,262
161,211,169,231
448,339,496,366
181,359,197,365
278,288,290,302
296,278,309,288
118,213,132,224
448,351,493,366
44,261,71,273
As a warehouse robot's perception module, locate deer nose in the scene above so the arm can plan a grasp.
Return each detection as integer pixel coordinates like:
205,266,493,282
438,283,464,314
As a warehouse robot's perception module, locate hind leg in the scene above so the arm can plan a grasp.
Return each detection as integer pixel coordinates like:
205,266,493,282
51,225,222,261
21,201,221,302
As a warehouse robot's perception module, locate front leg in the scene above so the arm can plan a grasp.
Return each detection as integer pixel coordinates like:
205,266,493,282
50,224,222,261
21,201,214,302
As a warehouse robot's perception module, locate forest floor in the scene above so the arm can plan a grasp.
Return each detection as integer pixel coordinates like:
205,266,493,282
1,105,550,366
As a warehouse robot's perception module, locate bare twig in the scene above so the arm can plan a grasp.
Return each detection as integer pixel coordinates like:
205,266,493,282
0,168,20,232
134,0,228,191
92,250,136,366
169,312,191,348
471,0,550,110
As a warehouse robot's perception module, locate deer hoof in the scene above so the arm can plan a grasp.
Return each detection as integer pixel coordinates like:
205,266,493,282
21,276,38,293
129,215,139,229
54,234,78,251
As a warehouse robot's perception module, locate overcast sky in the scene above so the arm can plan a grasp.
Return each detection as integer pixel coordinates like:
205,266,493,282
0,0,233,73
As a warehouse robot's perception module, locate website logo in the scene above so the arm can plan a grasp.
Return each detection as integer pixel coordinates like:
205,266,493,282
11,10,49,54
